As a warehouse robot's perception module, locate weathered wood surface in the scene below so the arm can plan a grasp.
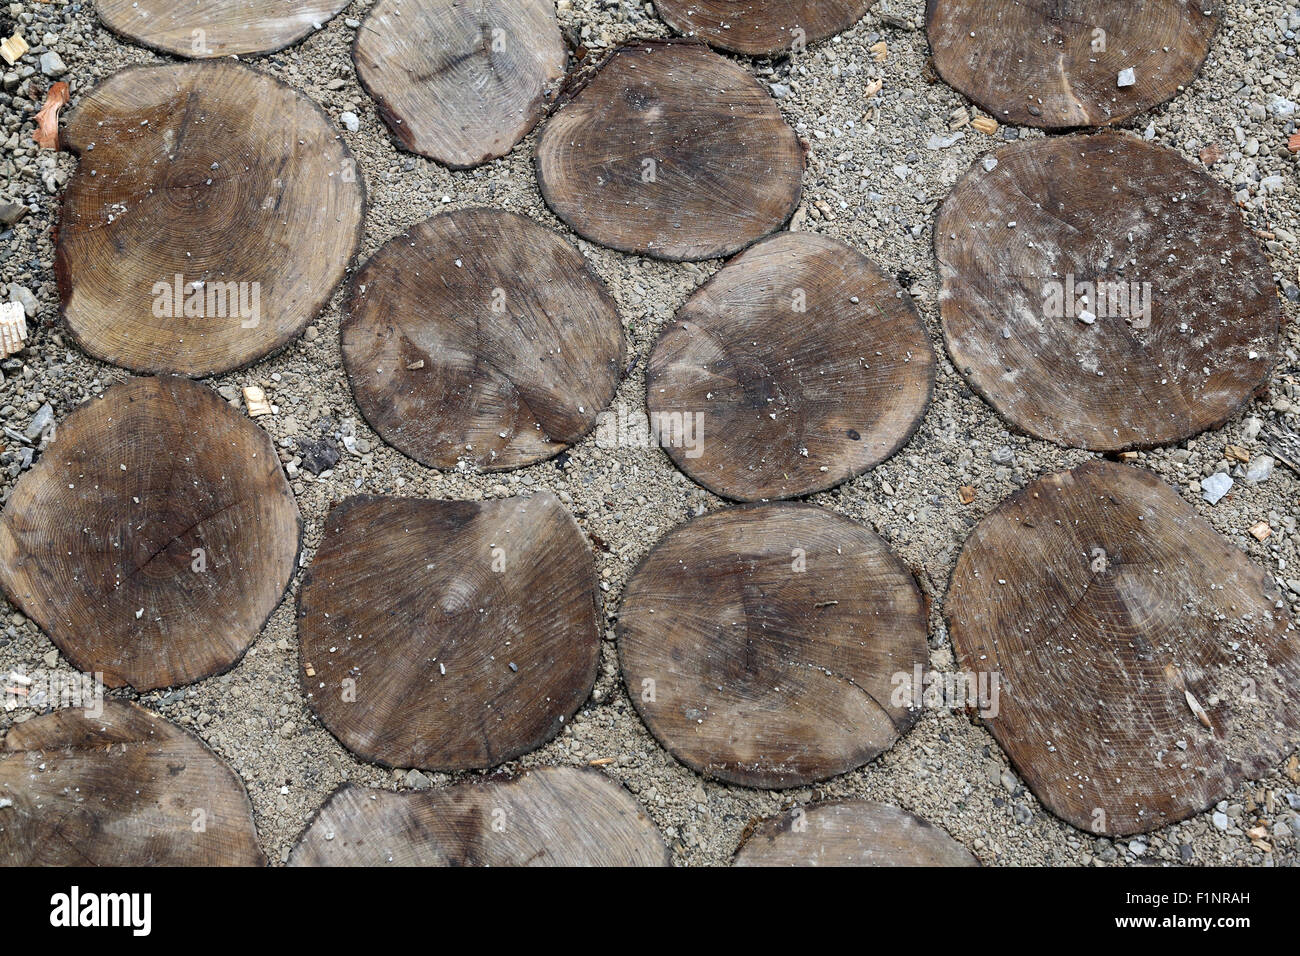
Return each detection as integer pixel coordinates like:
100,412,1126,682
97,0,351,58
947,460,1300,836
537,40,804,261
56,61,363,376
354,0,567,168
647,232,933,501
298,492,601,770
343,208,624,471
289,768,669,866
654,0,876,56
927,0,1220,128
936,131,1278,451
618,503,927,788
0,701,265,866
0,377,301,690
734,799,978,866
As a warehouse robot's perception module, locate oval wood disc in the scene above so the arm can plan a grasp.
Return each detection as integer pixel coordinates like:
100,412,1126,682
288,768,669,866
536,40,804,261
947,460,1300,836
96,0,350,58
0,377,301,691
734,799,978,866
299,492,600,770
354,0,567,168
926,1,1220,128
0,701,265,866
618,503,927,788
647,232,934,501
343,208,625,472
655,1,875,56
55,61,364,377
936,131,1278,452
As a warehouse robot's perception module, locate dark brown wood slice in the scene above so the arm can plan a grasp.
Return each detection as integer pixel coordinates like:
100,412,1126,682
288,768,669,866
618,503,927,788
56,61,364,377
0,701,265,866
648,232,933,501
97,0,350,58
536,40,804,261
298,492,600,771
734,799,978,866
655,0,875,56
343,208,625,472
354,0,567,168
947,460,1300,836
926,0,1220,128
936,131,1278,452
0,377,301,691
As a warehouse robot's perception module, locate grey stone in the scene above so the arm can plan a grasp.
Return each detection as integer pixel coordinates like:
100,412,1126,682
339,111,360,133
38,51,65,77
22,403,51,441
1201,472,1233,504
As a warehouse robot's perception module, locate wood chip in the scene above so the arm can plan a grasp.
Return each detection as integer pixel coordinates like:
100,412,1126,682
0,301,28,359
958,485,976,505
1226,444,1250,462
242,385,271,417
869,40,888,62
970,115,998,135
1289,132,1300,154
0,33,28,66
32,81,68,151
1249,521,1272,542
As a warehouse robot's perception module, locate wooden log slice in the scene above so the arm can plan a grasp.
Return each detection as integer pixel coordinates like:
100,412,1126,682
618,503,927,788
935,131,1278,452
0,377,301,691
647,232,933,501
56,61,364,377
536,40,804,261
298,492,600,770
342,208,625,471
926,0,1220,128
946,460,1300,836
0,701,264,866
734,799,978,866
354,0,567,168
96,0,351,58
288,768,669,866
655,0,875,56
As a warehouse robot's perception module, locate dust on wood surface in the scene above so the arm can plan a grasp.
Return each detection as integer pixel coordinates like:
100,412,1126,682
298,492,601,771
0,377,301,691
947,460,1300,836
618,502,927,788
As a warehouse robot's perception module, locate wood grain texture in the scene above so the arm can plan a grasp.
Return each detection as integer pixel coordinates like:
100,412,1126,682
655,0,875,56
647,232,933,501
288,768,669,866
343,208,625,471
618,503,927,788
947,460,1300,836
936,131,1278,452
354,0,567,168
55,61,364,377
96,0,350,58
298,492,601,771
536,39,804,261
0,377,301,691
926,0,1219,128
734,799,978,866
0,701,265,866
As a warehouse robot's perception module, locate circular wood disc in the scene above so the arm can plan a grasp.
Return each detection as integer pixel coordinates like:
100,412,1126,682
96,0,350,58
536,40,804,261
647,232,934,501
288,768,669,866
734,799,978,866
0,701,265,866
0,377,301,691
926,1,1220,128
56,61,364,377
655,1,875,56
354,0,567,168
343,208,625,472
299,492,600,771
947,460,1300,836
618,503,927,788
936,131,1278,452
